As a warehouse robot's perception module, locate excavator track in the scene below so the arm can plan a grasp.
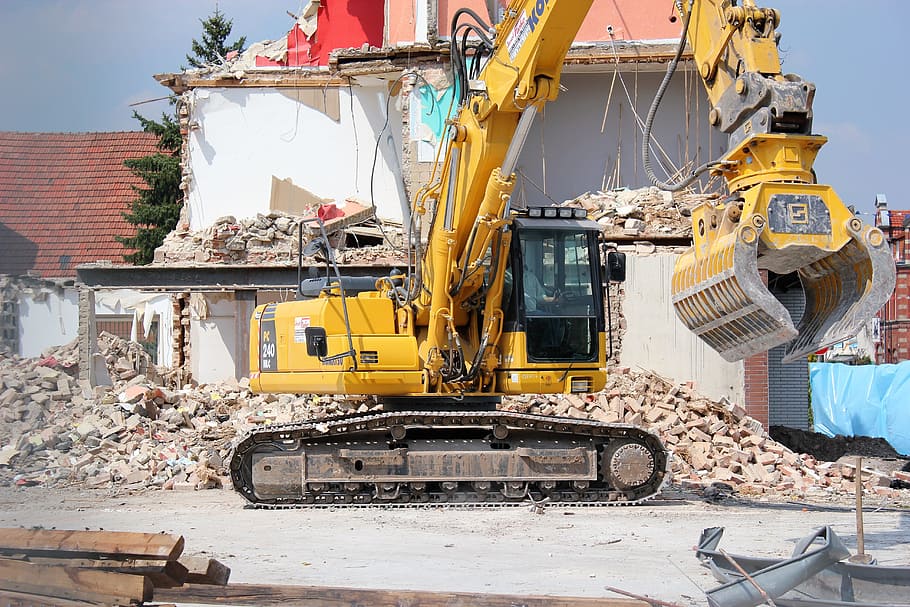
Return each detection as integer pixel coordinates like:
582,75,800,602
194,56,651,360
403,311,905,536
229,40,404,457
230,411,668,507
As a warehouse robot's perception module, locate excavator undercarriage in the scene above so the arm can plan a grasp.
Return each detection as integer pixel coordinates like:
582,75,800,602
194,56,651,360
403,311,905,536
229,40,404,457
230,410,668,506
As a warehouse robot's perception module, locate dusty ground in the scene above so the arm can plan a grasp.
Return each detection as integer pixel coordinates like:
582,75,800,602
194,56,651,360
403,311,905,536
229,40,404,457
1,487,908,606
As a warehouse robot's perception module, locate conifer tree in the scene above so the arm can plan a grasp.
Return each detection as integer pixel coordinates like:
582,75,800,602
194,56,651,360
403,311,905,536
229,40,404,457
116,112,182,265
119,8,246,264
186,8,247,68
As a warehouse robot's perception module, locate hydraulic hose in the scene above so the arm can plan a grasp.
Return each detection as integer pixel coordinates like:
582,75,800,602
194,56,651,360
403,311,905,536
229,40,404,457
641,0,716,192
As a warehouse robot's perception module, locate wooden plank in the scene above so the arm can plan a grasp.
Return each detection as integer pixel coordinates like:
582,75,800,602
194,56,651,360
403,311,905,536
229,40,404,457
0,558,153,605
305,200,375,235
178,556,231,585
26,556,189,588
0,528,184,561
0,589,101,607
156,583,648,607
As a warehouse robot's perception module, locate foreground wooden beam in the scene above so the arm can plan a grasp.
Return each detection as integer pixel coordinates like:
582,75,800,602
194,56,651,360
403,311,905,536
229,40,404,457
0,558,153,605
0,528,184,561
0,589,100,607
25,556,190,589
179,556,232,585
156,583,648,607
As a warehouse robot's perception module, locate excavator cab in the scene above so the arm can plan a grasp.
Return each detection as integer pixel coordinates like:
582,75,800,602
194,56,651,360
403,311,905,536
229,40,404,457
510,210,604,361
496,207,609,394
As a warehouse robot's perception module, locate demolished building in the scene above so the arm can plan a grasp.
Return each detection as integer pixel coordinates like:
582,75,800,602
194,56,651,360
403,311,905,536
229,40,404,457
27,0,799,430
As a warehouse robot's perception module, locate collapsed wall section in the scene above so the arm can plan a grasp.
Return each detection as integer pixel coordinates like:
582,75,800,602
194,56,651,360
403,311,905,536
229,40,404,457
180,84,408,231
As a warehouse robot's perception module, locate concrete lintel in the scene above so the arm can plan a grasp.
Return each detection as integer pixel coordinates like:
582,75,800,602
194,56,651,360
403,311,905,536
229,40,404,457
76,264,394,290
155,71,349,94
155,42,690,92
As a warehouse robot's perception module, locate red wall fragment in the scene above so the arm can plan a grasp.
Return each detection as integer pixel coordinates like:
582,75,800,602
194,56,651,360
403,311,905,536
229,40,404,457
257,0,385,68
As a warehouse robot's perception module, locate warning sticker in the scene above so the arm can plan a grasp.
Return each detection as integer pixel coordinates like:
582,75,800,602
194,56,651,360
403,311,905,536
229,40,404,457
294,316,311,343
506,10,530,62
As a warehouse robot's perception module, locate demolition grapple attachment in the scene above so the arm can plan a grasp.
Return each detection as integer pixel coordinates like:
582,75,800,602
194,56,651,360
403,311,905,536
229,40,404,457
672,180,895,363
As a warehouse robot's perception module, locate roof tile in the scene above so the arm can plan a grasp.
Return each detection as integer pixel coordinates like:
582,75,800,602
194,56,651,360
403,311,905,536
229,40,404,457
0,131,161,278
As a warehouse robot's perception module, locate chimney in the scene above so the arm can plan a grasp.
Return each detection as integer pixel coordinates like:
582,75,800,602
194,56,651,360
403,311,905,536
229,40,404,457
875,194,890,228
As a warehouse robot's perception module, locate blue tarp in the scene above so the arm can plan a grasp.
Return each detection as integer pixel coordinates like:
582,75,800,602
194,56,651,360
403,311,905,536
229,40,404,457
809,361,910,455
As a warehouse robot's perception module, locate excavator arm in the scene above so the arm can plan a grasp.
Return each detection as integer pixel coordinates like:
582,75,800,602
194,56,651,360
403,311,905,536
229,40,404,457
409,1,596,392
665,0,895,362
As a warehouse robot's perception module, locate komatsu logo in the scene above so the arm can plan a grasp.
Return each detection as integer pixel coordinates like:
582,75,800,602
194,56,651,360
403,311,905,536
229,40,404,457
507,0,552,61
527,0,552,32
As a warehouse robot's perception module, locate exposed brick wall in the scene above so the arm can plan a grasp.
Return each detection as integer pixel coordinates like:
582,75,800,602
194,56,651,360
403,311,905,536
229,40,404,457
743,270,771,428
888,268,910,362
743,352,769,428
876,208,910,363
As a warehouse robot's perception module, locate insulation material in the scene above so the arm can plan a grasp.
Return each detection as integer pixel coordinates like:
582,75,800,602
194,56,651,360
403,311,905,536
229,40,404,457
94,290,175,370
298,0,320,38
809,361,910,455
231,38,288,70
269,176,334,214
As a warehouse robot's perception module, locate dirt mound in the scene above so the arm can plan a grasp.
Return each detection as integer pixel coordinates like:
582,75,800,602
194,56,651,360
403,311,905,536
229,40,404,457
770,426,906,463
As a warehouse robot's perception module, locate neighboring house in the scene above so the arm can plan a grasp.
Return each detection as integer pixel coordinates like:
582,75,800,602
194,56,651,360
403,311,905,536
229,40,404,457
874,195,910,363
0,131,171,361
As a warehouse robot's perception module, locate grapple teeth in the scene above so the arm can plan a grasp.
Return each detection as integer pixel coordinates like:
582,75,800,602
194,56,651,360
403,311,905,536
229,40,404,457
783,223,896,363
672,226,797,362
673,212,896,364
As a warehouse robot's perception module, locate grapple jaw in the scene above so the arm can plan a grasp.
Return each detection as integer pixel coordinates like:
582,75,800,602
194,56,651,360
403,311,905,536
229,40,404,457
671,184,895,363
785,219,896,362
672,216,797,362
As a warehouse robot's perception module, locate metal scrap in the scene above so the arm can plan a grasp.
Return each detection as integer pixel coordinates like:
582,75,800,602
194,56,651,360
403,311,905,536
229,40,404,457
697,527,910,607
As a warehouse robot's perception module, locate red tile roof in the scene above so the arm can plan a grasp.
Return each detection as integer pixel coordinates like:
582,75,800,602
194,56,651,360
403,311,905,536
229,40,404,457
888,210,910,231
0,131,162,279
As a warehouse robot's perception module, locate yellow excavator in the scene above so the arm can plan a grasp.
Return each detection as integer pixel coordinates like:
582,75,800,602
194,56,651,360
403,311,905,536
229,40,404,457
230,0,895,506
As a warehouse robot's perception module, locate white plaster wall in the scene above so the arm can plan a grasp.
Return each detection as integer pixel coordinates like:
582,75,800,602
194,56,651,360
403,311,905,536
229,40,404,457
190,293,255,383
620,254,745,404
18,287,79,358
514,70,717,204
186,83,407,231
414,0,428,44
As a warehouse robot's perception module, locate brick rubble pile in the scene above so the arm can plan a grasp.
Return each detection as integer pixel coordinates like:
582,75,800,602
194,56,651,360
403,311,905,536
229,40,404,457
0,335,379,492
153,210,405,267
504,368,909,502
148,186,713,275
1,342,907,502
562,186,721,238
151,187,713,268
153,212,303,265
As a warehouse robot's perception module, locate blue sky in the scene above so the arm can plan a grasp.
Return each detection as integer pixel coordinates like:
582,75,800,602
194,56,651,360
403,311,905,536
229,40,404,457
0,1,902,216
